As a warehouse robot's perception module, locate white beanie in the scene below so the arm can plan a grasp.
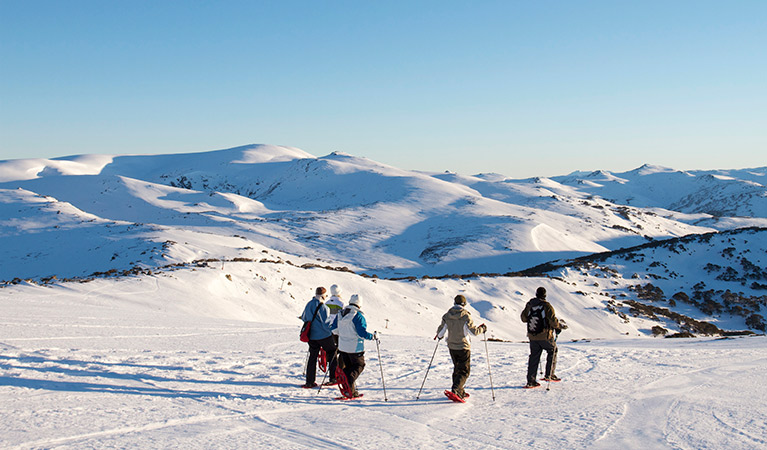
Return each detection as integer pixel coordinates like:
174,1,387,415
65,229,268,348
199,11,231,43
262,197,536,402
349,294,362,308
330,284,341,296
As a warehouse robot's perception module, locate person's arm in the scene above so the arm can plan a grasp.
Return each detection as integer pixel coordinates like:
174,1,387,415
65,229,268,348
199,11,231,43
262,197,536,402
520,302,530,323
546,303,560,330
435,317,447,339
353,313,374,340
300,300,314,322
465,312,486,335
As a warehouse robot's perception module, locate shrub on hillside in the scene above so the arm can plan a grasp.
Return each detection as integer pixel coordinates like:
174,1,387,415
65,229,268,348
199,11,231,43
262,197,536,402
745,314,766,332
630,283,665,302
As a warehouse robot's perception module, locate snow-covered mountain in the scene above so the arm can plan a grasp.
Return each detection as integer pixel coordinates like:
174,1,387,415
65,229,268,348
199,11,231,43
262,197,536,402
5,145,765,280
1,144,766,335
553,164,767,219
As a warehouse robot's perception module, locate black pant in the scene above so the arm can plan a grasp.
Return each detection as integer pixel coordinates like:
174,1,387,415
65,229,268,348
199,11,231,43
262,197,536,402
340,351,366,394
306,335,338,385
449,348,471,396
527,339,557,383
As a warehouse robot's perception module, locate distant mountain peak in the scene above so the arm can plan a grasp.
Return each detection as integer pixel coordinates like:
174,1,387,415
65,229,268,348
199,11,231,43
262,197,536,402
629,163,676,176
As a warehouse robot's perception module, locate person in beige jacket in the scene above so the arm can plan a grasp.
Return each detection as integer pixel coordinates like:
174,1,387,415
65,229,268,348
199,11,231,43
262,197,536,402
435,295,486,400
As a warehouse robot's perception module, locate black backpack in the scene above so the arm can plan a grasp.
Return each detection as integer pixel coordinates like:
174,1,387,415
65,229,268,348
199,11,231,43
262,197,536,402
527,302,547,335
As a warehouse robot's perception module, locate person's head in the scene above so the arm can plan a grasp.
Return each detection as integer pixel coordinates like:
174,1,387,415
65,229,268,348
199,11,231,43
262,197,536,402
315,286,327,299
349,294,362,308
330,284,341,296
536,287,547,299
454,294,467,306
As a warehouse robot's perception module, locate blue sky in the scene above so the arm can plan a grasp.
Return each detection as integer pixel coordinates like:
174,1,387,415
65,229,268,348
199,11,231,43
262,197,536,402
1,1,765,178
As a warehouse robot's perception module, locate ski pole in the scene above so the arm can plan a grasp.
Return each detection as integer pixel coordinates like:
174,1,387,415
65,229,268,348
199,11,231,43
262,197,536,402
317,348,340,394
416,337,441,400
483,331,495,401
375,335,388,401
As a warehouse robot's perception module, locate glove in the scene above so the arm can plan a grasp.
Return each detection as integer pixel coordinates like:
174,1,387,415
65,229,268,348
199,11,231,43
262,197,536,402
559,319,569,330
374,331,379,341
478,324,487,334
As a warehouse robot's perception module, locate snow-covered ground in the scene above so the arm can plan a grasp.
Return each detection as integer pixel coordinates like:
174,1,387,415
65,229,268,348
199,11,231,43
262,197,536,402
2,268,766,449
2,145,767,448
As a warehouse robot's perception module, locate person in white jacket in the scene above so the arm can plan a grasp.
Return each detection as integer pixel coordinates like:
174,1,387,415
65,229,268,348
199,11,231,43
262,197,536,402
331,294,375,398
326,284,346,369
327,284,345,316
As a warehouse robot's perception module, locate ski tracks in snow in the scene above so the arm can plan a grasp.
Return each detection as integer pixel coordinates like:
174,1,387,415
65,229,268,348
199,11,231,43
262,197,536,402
2,313,767,449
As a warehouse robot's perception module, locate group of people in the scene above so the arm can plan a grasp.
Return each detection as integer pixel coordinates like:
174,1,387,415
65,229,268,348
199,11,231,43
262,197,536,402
300,285,376,399
300,284,565,400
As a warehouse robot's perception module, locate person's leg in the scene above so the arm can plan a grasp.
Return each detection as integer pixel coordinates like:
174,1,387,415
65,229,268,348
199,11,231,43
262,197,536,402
306,340,321,385
346,352,366,396
543,340,558,378
527,340,543,384
319,335,338,382
337,352,353,396
450,349,471,397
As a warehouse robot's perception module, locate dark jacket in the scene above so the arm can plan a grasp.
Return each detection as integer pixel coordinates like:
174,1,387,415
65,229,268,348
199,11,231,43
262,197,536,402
521,297,560,341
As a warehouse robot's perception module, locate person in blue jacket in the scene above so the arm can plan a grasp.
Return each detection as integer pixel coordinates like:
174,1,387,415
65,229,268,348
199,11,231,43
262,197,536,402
331,294,376,398
300,287,338,388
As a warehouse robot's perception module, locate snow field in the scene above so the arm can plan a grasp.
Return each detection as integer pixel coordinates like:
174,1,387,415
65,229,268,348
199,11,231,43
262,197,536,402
2,280,766,449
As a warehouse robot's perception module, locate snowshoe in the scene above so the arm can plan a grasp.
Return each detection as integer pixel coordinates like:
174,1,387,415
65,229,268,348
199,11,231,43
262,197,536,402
334,393,364,401
524,381,541,389
335,367,352,398
318,348,327,373
301,382,318,389
444,390,466,403
541,375,561,382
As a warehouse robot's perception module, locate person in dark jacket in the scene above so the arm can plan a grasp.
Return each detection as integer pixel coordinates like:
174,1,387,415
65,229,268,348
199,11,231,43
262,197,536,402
520,287,563,388
435,295,487,400
300,287,338,388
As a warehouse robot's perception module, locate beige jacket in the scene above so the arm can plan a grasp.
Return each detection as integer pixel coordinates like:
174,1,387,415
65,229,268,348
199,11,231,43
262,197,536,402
436,305,483,350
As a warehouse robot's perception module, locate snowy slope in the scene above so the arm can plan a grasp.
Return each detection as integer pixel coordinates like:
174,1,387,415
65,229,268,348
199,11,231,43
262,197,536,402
1,144,766,337
526,227,767,335
1,145,746,281
2,145,767,448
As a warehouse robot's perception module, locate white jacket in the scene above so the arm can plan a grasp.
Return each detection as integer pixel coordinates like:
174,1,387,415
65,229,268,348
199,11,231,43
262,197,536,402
332,305,374,353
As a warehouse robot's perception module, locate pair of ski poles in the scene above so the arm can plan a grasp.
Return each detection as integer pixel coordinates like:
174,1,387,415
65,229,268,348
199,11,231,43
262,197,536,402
416,331,495,401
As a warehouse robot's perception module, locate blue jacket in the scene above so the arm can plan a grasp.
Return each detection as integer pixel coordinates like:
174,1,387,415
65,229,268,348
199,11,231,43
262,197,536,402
301,297,333,341
331,305,374,353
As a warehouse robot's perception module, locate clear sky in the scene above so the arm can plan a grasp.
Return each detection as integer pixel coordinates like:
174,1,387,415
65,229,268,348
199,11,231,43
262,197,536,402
1,1,765,178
